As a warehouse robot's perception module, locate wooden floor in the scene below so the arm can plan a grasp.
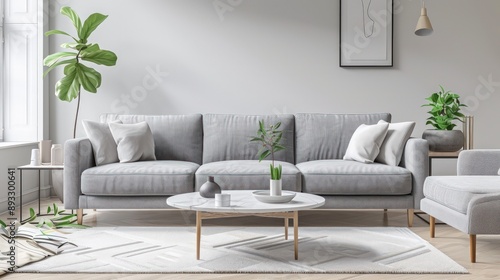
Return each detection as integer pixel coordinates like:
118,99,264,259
2,198,500,280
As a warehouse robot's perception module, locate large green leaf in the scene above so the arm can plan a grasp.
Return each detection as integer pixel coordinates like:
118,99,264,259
61,7,82,38
76,64,101,93
64,63,77,75
85,44,101,53
43,52,77,67
80,13,108,41
43,58,76,77
80,49,117,66
79,64,102,88
55,66,81,102
60,42,88,51
45,29,78,42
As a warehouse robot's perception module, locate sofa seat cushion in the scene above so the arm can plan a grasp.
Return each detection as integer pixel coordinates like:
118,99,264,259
423,176,500,214
81,161,199,196
195,160,301,192
296,160,412,195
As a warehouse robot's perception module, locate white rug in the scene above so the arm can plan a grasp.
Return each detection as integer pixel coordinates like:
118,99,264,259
17,227,467,274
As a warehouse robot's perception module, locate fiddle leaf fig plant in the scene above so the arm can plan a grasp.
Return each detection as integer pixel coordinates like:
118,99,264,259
422,85,467,130
44,6,117,138
250,120,285,180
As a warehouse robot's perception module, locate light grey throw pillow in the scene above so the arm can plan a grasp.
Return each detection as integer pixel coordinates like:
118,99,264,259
109,122,156,163
343,122,389,163
375,120,416,166
82,120,122,166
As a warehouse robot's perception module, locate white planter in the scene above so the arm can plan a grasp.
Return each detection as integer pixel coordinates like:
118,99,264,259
270,179,282,196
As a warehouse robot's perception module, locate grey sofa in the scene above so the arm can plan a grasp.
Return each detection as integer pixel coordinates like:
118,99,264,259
64,113,429,226
421,150,500,263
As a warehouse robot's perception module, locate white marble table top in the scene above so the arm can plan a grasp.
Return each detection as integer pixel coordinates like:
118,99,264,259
167,190,325,213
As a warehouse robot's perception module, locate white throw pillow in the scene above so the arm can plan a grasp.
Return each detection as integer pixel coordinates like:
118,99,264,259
109,122,156,163
498,168,500,175
343,122,389,163
375,120,416,166
82,120,122,166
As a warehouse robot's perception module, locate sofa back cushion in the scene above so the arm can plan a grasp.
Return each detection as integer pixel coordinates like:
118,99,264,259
203,114,295,164
295,113,391,163
100,114,203,164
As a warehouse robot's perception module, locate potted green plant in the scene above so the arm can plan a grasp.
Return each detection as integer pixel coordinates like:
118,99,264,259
421,85,467,152
44,6,118,138
250,120,285,196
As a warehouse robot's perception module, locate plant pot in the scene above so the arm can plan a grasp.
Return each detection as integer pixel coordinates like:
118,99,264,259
199,176,221,198
422,129,464,152
270,179,282,196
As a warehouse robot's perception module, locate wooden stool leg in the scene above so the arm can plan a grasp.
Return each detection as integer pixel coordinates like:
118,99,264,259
470,234,476,263
430,216,435,238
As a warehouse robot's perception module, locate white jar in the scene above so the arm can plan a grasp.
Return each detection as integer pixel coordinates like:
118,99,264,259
51,144,63,165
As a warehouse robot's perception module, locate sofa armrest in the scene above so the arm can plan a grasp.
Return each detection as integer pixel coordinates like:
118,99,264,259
458,150,500,176
468,193,500,234
64,138,95,209
400,138,429,209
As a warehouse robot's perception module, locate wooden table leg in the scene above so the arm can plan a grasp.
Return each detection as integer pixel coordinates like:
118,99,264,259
196,211,201,260
284,217,289,240
294,211,298,260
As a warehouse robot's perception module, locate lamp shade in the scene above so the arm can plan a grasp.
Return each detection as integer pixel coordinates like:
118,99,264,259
415,7,433,36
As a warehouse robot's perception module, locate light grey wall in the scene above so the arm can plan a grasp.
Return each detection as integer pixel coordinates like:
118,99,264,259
48,0,500,175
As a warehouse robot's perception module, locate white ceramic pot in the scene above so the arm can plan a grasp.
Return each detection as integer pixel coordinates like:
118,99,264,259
270,179,282,196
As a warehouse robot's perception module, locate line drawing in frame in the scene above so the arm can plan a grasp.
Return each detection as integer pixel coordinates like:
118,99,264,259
340,0,394,67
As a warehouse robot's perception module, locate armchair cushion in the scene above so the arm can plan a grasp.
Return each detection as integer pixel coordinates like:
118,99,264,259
423,176,500,214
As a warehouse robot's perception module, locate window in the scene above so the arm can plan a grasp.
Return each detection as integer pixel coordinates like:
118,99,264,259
1,0,44,142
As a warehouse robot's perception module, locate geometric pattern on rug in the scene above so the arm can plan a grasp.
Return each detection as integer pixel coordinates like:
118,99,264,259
17,227,468,274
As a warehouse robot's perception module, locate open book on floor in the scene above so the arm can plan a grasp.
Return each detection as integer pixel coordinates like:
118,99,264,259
2,224,77,255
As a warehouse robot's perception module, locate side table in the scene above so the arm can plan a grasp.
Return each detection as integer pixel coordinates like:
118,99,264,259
17,164,64,222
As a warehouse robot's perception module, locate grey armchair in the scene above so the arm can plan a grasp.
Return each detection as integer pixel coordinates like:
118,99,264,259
421,150,500,263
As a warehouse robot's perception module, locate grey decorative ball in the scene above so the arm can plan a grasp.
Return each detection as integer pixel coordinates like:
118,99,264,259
199,176,221,198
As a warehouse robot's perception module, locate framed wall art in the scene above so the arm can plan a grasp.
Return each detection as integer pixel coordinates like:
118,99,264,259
340,0,394,67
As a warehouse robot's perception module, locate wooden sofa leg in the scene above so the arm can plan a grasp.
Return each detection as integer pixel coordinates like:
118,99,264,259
407,209,414,227
77,209,84,225
470,234,476,263
430,216,435,238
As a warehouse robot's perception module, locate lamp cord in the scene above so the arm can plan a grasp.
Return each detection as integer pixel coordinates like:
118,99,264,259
361,0,375,38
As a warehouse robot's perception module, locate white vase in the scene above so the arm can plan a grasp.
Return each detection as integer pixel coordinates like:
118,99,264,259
270,179,282,196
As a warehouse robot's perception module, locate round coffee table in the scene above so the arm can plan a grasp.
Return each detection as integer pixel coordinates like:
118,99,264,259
167,190,325,260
